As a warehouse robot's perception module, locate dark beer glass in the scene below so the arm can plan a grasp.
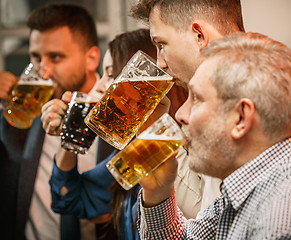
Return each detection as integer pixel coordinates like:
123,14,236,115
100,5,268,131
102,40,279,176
61,91,98,154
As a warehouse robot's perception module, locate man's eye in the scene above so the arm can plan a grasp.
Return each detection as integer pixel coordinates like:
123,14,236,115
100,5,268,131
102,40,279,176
31,55,41,63
193,93,199,104
51,55,60,61
157,43,164,50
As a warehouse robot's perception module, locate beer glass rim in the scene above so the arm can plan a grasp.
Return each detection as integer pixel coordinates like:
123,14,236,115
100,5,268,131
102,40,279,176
130,50,171,76
19,63,55,86
113,50,173,84
71,91,99,102
138,112,185,141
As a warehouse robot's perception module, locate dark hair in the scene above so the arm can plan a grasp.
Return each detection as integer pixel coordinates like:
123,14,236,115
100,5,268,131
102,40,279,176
131,0,245,34
107,28,156,238
27,3,98,48
109,28,156,78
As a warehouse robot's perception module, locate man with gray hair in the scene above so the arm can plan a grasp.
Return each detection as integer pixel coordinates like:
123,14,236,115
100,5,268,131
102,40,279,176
136,32,291,239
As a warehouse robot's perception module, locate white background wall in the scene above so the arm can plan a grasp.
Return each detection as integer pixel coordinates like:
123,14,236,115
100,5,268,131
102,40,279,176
1,0,291,72
242,0,291,48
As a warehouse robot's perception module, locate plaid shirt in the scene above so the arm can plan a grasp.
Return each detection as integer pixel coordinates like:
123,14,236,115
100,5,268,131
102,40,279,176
137,137,291,239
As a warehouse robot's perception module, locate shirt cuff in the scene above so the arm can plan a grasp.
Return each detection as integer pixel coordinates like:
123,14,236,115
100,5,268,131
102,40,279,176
139,189,179,231
50,156,80,195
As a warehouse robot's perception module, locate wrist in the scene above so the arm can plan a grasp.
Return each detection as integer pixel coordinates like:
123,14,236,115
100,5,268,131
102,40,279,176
55,145,77,171
142,185,175,208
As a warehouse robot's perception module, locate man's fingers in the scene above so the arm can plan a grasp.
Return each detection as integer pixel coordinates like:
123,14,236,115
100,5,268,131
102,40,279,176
42,99,67,116
61,91,73,103
41,98,68,135
41,111,63,135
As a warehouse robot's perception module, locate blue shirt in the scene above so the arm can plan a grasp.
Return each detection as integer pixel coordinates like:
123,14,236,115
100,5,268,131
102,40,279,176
50,151,140,240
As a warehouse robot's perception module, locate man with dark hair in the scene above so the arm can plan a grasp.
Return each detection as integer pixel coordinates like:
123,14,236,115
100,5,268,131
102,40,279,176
0,3,115,240
130,0,245,219
130,0,244,85
136,31,291,239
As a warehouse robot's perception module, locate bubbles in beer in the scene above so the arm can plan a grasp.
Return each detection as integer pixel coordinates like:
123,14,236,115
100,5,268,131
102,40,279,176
61,96,97,154
107,137,185,190
3,83,54,129
106,113,185,190
85,77,174,149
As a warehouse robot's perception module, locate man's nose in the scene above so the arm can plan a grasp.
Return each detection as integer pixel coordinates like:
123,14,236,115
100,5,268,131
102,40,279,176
157,55,167,71
175,100,190,126
39,60,53,79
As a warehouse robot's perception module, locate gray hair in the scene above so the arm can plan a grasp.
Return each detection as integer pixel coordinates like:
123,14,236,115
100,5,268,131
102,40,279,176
202,32,291,138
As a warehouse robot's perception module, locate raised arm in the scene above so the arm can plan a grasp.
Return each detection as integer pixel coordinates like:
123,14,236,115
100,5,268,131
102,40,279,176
0,71,17,108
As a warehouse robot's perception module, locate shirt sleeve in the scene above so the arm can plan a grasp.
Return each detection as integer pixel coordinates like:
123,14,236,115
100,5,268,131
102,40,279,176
49,151,116,219
136,188,222,239
248,178,291,239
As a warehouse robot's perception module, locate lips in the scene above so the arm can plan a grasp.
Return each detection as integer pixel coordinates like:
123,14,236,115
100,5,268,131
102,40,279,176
181,125,191,152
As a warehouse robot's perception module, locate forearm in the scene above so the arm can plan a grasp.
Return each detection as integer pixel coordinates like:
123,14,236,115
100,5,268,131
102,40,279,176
140,154,178,207
55,144,77,171
142,184,175,208
137,189,221,239
50,152,116,219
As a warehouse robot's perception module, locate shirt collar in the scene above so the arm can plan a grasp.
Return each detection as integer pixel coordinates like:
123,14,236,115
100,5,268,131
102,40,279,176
221,137,291,210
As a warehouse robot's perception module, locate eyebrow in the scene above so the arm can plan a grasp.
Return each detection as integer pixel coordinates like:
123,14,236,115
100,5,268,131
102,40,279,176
105,65,112,71
151,36,157,45
151,35,164,44
29,51,65,57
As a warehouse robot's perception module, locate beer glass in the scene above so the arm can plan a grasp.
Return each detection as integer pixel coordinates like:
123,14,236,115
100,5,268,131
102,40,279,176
3,63,55,129
85,50,174,150
106,113,185,190
61,91,98,154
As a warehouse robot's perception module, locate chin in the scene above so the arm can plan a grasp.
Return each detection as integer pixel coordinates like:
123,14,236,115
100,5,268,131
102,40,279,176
187,151,201,173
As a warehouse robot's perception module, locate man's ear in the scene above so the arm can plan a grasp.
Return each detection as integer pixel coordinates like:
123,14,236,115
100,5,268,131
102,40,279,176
86,46,100,71
192,23,209,50
231,98,255,140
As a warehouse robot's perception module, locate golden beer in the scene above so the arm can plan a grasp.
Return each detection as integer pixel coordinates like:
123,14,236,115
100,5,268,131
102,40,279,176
85,76,173,149
3,82,54,129
106,113,185,190
107,138,185,190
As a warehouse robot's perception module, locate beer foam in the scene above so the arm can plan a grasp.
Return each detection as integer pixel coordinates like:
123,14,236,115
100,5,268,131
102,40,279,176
138,131,183,141
115,75,172,83
18,80,54,86
74,96,98,103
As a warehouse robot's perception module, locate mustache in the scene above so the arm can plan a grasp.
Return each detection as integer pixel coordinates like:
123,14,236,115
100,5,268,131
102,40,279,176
181,125,191,141
181,124,191,156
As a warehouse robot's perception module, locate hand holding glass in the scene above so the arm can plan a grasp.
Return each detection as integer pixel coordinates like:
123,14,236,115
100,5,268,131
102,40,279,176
60,91,98,154
85,50,174,150
106,113,185,190
3,63,55,129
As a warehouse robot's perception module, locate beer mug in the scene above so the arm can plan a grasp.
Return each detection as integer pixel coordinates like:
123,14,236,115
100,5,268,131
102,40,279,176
3,63,55,129
61,91,98,154
106,113,185,190
85,50,174,150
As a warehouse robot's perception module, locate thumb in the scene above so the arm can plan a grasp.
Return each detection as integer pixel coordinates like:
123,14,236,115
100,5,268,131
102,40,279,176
61,91,73,104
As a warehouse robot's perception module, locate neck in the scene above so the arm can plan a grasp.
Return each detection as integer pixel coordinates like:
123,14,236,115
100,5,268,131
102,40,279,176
79,71,96,94
234,132,286,174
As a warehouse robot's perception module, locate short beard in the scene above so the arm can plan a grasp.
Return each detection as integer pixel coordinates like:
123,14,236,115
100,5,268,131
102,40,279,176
53,74,87,99
188,113,236,179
